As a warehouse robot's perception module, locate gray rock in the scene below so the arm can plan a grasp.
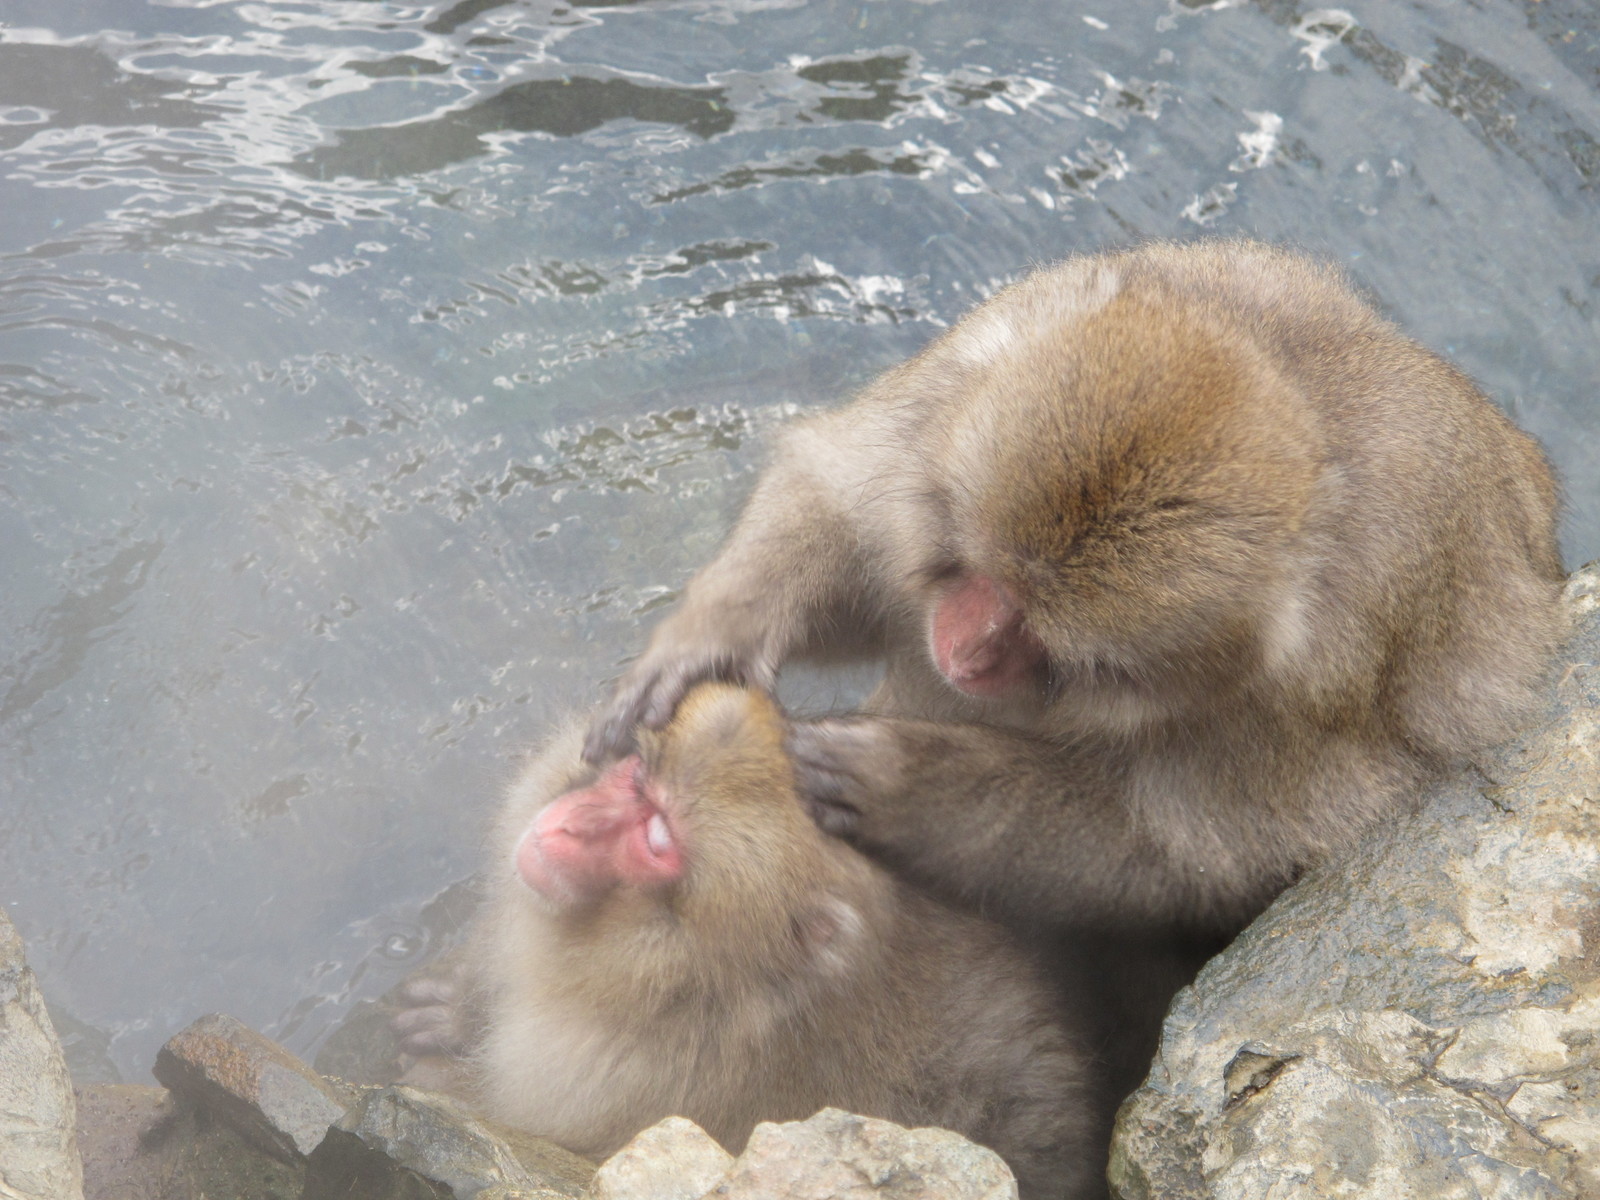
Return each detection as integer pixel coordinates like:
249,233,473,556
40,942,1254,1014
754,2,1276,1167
153,1011,355,1162
711,1107,1018,1200
307,1085,588,1200
76,1084,186,1200
76,1081,304,1200
74,1019,590,1200
0,910,83,1200
586,1116,733,1200
1110,564,1600,1200
488,1121,595,1197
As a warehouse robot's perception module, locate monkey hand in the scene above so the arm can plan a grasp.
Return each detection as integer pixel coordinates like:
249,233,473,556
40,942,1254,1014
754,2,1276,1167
391,958,476,1059
788,716,911,847
584,610,778,764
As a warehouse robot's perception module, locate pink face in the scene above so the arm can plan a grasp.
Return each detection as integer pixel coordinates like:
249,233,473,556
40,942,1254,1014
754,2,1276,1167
515,756,685,908
929,574,1046,698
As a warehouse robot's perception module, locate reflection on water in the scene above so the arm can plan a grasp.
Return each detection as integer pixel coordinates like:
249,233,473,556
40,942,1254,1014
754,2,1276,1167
1,0,1596,1083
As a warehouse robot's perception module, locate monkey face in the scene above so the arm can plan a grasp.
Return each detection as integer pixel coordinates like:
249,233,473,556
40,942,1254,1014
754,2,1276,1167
926,573,1049,699
636,684,822,900
518,683,834,979
513,754,684,910
927,294,1323,718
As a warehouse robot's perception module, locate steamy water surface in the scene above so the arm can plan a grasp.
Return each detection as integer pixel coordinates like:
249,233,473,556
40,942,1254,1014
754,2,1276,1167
2,0,1597,1083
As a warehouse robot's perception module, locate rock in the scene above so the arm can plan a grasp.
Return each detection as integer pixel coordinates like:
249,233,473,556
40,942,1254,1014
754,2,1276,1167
487,1122,595,1197
76,1084,187,1200
75,1019,589,1200
153,1011,356,1162
712,1108,1018,1200
76,1084,303,1200
312,995,412,1087
1110,564,1600,1200
0,909,83,1200
306,1085,590,1200
87,1040,318,1200
587,1116,733,1200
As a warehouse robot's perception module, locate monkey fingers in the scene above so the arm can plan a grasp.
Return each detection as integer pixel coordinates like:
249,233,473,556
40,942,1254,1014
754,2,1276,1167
583,670,657,764
787,717,911,844
391,971,472,1057
585,646,777,764
788,738,861,838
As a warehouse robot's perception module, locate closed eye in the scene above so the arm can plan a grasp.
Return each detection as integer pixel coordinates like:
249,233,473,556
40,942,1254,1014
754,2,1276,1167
914,553,965,588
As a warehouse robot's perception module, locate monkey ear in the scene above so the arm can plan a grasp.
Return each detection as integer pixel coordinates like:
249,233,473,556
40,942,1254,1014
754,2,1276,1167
791,894,867,978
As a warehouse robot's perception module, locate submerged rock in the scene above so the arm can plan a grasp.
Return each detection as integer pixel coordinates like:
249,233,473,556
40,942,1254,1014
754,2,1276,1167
1110,565,1600,1200
76,1085,188,1200
0,910,83,1200
77,1079,304,1200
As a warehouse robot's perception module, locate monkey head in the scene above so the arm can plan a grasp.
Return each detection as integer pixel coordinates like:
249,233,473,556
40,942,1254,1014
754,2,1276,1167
513,754,684,907
514,683,871,985
922,292,1323,720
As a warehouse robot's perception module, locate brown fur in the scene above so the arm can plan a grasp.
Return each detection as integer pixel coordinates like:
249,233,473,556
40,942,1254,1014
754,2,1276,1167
583,244,1565,1112
466,684,1094,1199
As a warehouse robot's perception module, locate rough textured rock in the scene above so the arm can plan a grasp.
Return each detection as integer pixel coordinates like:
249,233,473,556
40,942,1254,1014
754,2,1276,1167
487,1122,595,1197
70,1016,589,1200
76,1084,187,1200
76,1082,307,1200
154,1011,355,1162
0,909,83,1200
586,1116,733,1200
711,1108,1018,1200
1110,564,1600,1200
306,1085,590,1200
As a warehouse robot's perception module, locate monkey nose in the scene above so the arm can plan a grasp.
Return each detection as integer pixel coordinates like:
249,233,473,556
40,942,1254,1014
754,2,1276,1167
554,802,629,840
539,757,645,841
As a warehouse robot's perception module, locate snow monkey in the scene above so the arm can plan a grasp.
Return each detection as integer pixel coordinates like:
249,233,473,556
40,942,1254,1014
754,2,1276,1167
404,683,1095,1199
584,238,1565,1069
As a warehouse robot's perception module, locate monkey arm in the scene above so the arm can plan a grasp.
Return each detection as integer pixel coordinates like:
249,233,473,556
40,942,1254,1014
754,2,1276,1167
789,715,1293,934
584,411,897,763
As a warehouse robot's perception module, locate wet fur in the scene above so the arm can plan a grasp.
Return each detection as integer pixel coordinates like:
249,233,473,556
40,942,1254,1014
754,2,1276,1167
592,240,1564,938
467,685,1095,1198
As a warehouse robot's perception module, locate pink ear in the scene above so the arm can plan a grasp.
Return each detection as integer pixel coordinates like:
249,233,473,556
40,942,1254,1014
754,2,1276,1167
516,757,684,907
930,575,1044,697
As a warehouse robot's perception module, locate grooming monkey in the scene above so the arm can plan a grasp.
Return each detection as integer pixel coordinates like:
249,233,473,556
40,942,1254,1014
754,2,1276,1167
401,683,1095,1199
586,238,1564,956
